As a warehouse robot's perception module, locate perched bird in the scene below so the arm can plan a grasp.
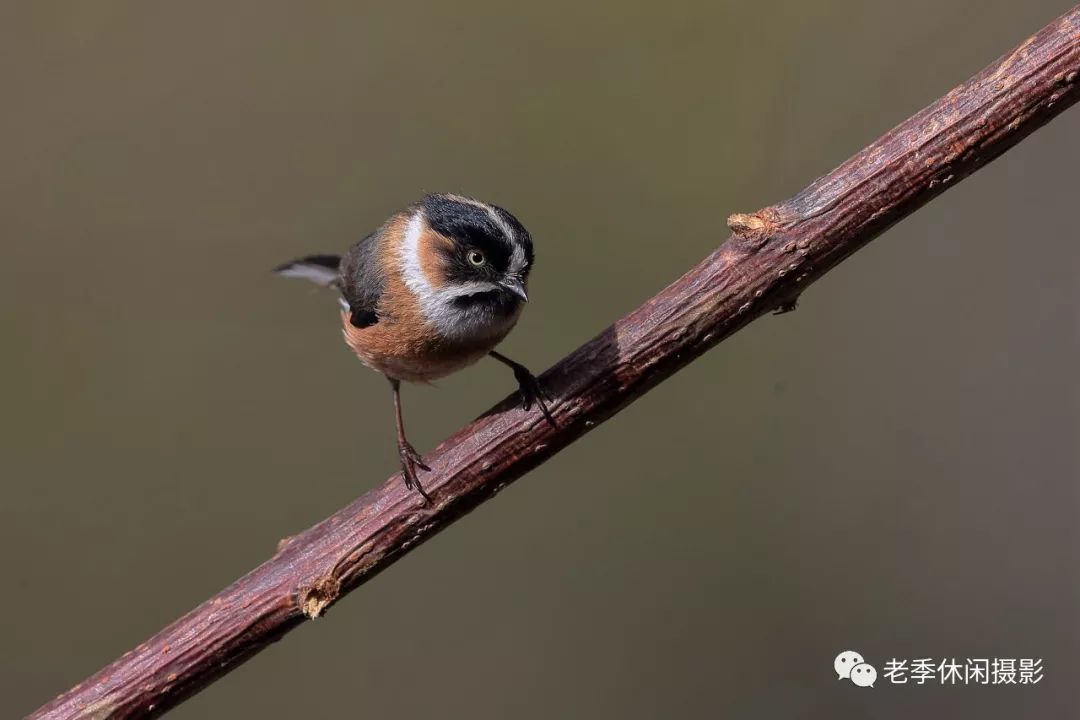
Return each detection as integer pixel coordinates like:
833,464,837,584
276,193,553,499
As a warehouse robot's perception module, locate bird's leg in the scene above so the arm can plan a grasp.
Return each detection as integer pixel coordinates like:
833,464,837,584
389,378,431,501
489,351,555,426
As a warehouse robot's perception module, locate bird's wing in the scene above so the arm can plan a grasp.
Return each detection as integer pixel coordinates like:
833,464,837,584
340,230,385,328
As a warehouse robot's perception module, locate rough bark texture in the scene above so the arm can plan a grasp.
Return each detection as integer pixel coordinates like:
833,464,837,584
30,7,1080,719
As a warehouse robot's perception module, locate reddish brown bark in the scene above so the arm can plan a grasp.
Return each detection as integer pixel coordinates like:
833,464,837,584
30,7,1080,719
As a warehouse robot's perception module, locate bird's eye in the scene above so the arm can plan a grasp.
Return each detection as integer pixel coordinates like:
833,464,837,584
467,250,486,266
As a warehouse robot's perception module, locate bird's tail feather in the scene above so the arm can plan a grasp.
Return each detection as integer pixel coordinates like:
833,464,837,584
274,254,342,288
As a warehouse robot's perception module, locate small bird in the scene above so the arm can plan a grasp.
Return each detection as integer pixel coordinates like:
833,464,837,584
275,193,553,499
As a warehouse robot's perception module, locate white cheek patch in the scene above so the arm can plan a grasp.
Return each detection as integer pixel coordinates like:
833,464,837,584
400,210,434,303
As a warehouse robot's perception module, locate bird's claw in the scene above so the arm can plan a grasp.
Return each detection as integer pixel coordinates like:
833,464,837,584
400,441,431,472
398,441,431,501
512,367,556,427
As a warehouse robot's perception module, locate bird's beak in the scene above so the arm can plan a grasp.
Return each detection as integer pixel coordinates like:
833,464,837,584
501,278,529,303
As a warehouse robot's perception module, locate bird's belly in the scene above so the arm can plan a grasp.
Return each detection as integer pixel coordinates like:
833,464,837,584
339,311,510,383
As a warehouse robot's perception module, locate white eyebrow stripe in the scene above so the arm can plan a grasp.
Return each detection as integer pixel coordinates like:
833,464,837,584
484,204,514,243
508,242,526,275
483,204,528,274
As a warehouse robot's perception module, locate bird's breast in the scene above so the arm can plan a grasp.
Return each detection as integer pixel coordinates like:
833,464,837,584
340,310,515,383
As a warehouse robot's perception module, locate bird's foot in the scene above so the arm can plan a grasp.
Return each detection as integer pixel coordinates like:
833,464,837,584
511,366,556,427
398,441,431,502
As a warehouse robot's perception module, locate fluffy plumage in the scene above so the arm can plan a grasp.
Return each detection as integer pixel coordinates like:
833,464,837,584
276,193,548,498
276,193,534,382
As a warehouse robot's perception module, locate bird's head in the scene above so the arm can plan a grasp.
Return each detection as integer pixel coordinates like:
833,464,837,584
399,193,534,339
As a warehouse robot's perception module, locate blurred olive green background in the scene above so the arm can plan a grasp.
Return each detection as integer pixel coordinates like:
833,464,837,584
2,1,1077,718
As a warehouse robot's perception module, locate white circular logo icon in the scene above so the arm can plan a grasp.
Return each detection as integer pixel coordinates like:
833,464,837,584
851,662,877,688
834,650,865,680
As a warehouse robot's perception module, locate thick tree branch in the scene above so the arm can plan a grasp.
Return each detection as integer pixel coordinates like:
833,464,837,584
31,7,1080,719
